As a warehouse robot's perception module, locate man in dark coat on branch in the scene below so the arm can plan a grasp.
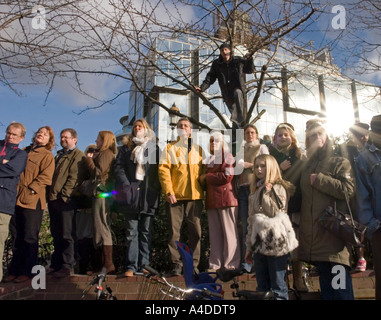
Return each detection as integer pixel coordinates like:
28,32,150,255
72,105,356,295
196,42,254,129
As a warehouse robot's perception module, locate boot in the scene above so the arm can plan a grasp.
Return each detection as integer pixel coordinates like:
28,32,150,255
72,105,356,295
102,245,115,274
292,261,309,292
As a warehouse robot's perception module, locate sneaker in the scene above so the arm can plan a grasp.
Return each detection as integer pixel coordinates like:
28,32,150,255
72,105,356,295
124,270,134,277
355,258,367,272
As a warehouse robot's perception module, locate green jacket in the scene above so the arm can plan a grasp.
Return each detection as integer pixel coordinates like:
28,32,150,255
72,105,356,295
298,142,355,267
48,147,85,203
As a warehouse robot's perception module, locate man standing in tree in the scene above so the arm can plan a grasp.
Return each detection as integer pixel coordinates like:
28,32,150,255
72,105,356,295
196,42,254,129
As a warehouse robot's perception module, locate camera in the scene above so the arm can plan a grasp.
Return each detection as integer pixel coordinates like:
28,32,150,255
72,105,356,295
87,147,98,153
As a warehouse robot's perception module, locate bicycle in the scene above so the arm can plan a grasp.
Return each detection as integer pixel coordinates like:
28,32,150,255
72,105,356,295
216,265,320,300
138,265,223,300
215,268,275,300
81,268,117,300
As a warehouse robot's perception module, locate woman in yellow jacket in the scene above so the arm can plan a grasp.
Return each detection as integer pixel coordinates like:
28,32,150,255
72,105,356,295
4,126,55,283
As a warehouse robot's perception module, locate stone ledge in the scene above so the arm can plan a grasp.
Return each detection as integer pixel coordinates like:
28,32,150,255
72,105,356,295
0,270,376,300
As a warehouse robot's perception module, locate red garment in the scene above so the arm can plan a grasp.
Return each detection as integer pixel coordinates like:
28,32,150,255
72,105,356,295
204,152,238,210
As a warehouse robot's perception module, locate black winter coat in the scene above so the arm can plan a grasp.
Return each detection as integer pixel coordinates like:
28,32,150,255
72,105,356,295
200,55,254,102
113,139,161,215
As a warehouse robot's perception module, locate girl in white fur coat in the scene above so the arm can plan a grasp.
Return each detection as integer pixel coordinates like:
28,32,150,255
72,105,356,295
245,154,298,300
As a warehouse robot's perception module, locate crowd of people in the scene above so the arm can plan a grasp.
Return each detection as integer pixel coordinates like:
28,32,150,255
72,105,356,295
0,41,380,301
1,114,380,301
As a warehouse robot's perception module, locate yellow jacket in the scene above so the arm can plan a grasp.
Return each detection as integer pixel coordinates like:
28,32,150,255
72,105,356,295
158,137,204,200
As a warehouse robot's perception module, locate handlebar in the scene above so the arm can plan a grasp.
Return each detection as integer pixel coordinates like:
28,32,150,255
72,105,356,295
142,265,162,277
201,288,224,299
142,265,223,300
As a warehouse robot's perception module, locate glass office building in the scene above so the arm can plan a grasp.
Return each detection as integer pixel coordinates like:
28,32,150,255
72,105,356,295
118,35,381,151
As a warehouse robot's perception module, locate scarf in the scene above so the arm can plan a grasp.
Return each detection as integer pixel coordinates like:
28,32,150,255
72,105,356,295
0,141,7,157
131,136,147,181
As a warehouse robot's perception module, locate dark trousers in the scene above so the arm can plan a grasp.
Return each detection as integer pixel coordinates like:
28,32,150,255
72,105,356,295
8,203,43,277
372,229,381,300
48,199,77,270
314,262,354,300
166,200,202,268
225,88,245,127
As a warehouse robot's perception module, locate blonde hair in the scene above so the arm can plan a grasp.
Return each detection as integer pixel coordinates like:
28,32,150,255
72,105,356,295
97,130,117,154
273,123,302,159
132,118,152,137
125,118,155,149
251,154,294,195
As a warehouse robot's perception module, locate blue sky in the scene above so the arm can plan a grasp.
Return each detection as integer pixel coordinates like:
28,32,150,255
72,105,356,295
0,83,129,153
1,1,380,154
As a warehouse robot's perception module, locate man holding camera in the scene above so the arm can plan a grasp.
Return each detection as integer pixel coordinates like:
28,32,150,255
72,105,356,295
47,128,85,277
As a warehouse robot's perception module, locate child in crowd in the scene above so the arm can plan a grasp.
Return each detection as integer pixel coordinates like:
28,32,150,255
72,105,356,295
245,154,298,300
268,123,309,292
236,124,269,272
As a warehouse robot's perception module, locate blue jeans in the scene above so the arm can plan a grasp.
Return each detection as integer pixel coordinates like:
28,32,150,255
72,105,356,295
314,262,354,300
253,253,289,300
125,213,153,272
238,185,252,272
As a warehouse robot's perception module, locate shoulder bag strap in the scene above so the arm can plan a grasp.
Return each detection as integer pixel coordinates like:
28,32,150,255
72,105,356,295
342,184,356,228
271,187,284,210
259,185,284,210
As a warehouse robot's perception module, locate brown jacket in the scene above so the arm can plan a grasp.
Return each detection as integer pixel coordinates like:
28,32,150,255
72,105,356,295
84,148,115,189
16,145,55,210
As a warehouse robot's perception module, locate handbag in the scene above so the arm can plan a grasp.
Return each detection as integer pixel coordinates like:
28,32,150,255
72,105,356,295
250,187,299,256
319,185,367,247
78,168,104,198
78,179,99,198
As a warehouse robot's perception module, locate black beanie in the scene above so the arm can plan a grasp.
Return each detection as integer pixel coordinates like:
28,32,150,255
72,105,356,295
219,42,231,51
370,114,381,134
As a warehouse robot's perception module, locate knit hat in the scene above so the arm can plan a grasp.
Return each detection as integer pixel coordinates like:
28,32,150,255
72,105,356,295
305,118,329,149
349,123,369,136
370,114,381,134
219,42,231,51
305,118,328,136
